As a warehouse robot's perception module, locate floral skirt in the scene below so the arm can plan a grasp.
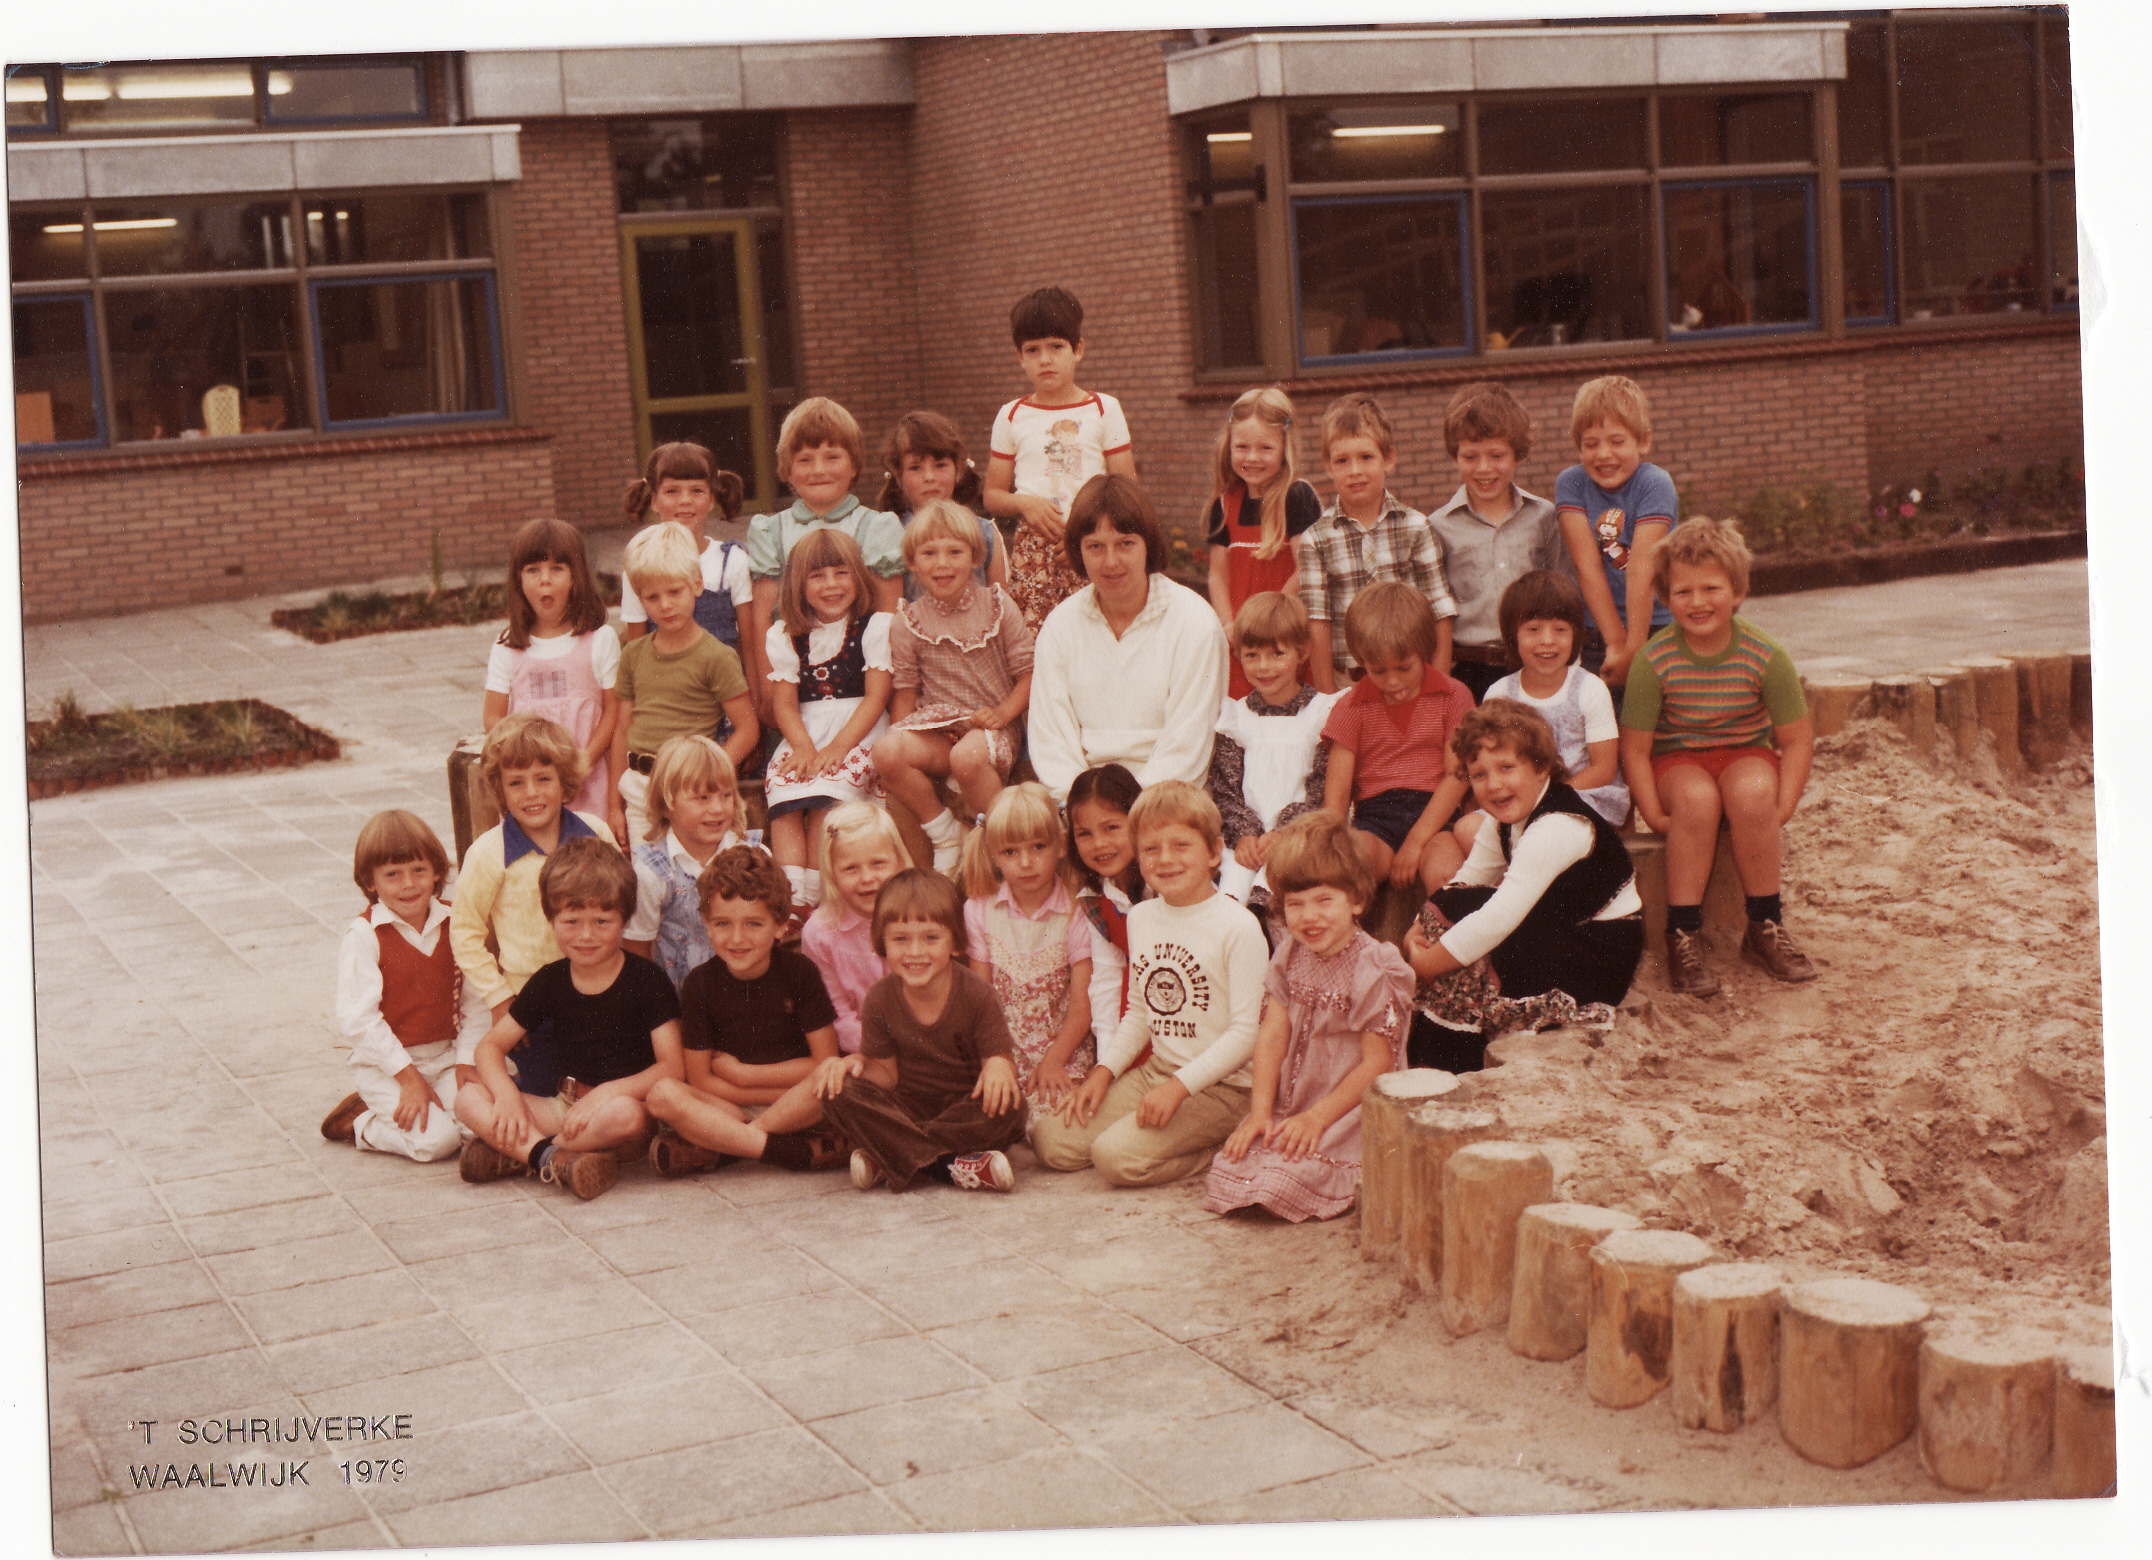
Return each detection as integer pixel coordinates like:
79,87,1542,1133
1410,902,1618,1037
1009,526,1084,633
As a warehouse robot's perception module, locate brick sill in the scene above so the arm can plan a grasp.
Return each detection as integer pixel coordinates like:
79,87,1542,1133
18,424,553,480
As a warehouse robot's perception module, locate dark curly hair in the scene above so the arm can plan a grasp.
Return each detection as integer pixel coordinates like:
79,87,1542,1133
696,845,790,924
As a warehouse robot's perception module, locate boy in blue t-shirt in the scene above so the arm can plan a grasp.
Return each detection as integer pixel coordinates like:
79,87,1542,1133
1555,375,1677,689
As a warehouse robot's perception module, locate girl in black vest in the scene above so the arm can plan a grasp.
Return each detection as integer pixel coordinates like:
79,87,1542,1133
1403,701,1644,1069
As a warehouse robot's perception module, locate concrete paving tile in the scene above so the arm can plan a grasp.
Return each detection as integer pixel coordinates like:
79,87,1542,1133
50,1434,120,1511
234,1518,394,1551
929,1298,1164,1383
159,1165,339,1223
1286,1390,1460,1459
39,1127,128,1170
117,1461,369,1554
866,1258,1088,1331
572,1208,754,1275
300,1357,527,1435
340,1173,530,1224
360,1410,590,1515
742,1334,982,1421
1189,1465,1455,1523
233,1268,436,1345
689,1290,908,1366
1009,1345,1269,1442
46,1259,224,1331
604,1425,871,1535
532,1173,712,1233
380,1469,645,1547
1391,1455,1623,1516
372,1200,560,1264
50,1499,134,1557
264,1313,481,1397
1027,1227,1217,1294
793,1209,1007,1284
436,1279,671,1356
52,1300,254,1376
493,1320,722,1405
884,1443,1180,1531
181,1196,369,1258
65,1347,296,1434
810,1383,1064,1486
625,1249,837,1317
44,1224,195,1283
548,1368,786,1464
706,1489,914,1538
1096,1401,1367,1508
43,1184,171,1243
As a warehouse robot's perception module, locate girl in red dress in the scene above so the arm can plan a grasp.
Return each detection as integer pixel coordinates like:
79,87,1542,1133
1202,387,1323,698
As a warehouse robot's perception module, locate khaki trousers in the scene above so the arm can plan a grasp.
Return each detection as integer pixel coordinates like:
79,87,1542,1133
1029,1054,1250,1187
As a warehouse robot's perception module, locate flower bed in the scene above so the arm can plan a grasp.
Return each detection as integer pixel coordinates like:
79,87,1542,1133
271,572,624,644
26,697,341,800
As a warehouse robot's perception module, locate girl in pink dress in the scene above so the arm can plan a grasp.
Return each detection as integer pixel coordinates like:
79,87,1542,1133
1206,812,1414,1222
800,802,912,1054
961,782,1093,1109
481,518,619,823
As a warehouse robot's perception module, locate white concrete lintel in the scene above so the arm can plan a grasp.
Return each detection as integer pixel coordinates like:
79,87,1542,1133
8,125,521,204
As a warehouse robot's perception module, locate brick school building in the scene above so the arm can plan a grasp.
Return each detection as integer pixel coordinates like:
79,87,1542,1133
9,13,2080,622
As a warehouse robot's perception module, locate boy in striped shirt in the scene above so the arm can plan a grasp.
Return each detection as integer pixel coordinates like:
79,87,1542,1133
1620,518,1815,996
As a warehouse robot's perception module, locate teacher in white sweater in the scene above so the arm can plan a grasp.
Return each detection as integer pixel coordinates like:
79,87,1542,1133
1028,474,1230,804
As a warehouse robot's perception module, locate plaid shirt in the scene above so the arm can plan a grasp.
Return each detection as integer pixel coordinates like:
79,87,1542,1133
1293,492,1458,675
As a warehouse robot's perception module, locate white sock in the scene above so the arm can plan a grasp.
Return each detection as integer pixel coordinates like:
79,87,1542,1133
784,866,821,909
921,807,963,844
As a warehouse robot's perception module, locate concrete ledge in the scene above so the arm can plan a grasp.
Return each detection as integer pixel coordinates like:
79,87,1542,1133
1750,532,2088,600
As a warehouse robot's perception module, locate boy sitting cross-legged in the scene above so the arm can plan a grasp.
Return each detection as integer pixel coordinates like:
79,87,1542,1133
456,838,685,1199
644,846,841,1177
1619,516,1815,997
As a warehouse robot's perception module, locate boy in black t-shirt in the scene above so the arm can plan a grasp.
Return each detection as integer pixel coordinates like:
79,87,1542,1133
457,838,684,1199
647,847,841,1176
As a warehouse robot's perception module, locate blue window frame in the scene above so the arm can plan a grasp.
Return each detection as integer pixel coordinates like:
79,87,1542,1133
1661,177,1817,339
1842,179,1895,327
307,273,506,432
12,294,106,451
1290,192,1472,366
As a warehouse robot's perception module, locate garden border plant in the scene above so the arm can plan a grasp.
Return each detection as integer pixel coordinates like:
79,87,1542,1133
270,530,623,645
26,694,342,800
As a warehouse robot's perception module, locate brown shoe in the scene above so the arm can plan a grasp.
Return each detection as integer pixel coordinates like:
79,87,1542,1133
1742,918,1817,983
319,1092,365,1143
1665,928,1721,997
649,1130,730,1179
544,1148,619,1200
459,1139,527,1183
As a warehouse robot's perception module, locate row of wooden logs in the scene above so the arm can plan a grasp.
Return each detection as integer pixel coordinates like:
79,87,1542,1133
1361,1072,2116,1496
1804,648,2091,773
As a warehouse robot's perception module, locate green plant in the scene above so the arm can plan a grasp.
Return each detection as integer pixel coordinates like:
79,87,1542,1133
352,590,397,625
110,703,189,762
48,690,88,734
208,700,259,752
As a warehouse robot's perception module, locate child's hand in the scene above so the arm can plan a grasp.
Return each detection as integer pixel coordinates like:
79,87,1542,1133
777,745,818,783
1220,1109,1272,1162
558,1087,610,1145
973,1056,1021,1117
1389,836,1424,888
1269,1111,1325,1163
1060,1065,1114,1127
1403,923,1446,982
1016,494,1065,542
392,1069,435,1133
1029,1057,1075,1107
970,706,1011,731
1136,1076,1190,1130
811,1054,865,1100
1599,651,1631,690
1233,837,1263,870
808,746,849,780
606,804,629,849
491,1089,535,1151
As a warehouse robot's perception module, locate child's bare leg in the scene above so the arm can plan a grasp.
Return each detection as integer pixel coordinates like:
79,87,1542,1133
947,730,1006,816
557,1095,650,1153
1453,810,1485,857
871,729,952,821
754,1073,829,1137
1354,829,1394,881
1716,756,1783,897
769,809,808,870
456,1083,558,1159
1659,765,1726,903
1417,833,1466,892
804,807,831,875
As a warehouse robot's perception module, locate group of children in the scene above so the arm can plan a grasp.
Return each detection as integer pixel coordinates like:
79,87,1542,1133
322,283,1818,1223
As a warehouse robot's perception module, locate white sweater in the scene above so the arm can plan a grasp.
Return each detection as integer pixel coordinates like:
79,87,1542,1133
1438,782,1643,965
1102,890,1268,1095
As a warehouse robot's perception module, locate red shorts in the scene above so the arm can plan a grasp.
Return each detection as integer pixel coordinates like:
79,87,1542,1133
1651,745,1779,786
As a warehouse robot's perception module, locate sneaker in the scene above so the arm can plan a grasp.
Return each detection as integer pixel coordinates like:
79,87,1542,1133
542,1148,619,1200
649,1130,729,1179
459,1139,527,1183
849,1149,884,1191
319,1092,365,1143
1665,928,1721,997
1741,918,1817,983
945,1150,1015,1192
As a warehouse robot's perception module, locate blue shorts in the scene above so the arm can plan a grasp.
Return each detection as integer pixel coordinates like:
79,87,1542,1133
1351,788,1433,852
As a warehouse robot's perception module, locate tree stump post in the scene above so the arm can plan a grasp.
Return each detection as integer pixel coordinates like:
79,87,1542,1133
1870,674,1936,758
1917,1322,2056,1491
1802,674,1871,739
1585,1228,1715,1408
1400,1105,1503,1293
2050,1344,2116,1498
2068,648,2093,741
1669,1262,1783,1431
1959,655,2024,777
1440,1141,1554,1337
2004,650,2074,770
1507,1203,1640,1362
1358,1071,1458,1266
1778,1278,1931,1468
1927,667,1980,762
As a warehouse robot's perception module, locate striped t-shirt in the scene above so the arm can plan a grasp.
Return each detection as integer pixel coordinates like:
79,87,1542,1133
1619,617,1806,756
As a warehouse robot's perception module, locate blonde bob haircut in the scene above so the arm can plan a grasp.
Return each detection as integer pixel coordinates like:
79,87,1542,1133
622,519,703,593
643,734,738,843
1126,779,1223,853
480,712,587,807
352,809,450,903
1450,699,1568,783
776,395,866,477
1264,811,1377,907
1343,580,1440,668
1211,386,1300,560
1230,590,1311,655
539,835,637,921
961,781,1077,900
776,526,876,635
870,868,968,959
902,498,988,569
1651,514,1753,601
814,802,915,928
1568,374,1654,446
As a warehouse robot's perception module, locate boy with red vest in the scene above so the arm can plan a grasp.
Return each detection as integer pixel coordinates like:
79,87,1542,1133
322,811,491,1161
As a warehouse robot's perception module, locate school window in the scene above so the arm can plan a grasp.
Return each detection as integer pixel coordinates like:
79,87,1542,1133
9,190,505,451
2,58,431,136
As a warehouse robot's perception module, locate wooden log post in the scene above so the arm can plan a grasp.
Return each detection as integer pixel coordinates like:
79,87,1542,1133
1959,655,2024,777
1440,1141,1554,1337
2068,648,2093,742
1778,1278,1932,1468
1585,1228,1714,1408
1358,1071,1459,1265
1400,1105,1504,1293
1669,1262,1783,1431
2050,1344,2117,1498
1869,675,1936,759
1928,667,1980,762
1508,1203,1641,1362
1917,1322,2056,1491
1803,674,1871,739
2005,650,2074,770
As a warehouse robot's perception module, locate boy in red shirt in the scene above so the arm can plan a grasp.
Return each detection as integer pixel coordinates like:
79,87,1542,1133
1321,582,1475,891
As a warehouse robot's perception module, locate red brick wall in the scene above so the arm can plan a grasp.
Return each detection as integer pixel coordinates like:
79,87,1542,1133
505,120,637,530
16,432,554,624
1860,327,2084,492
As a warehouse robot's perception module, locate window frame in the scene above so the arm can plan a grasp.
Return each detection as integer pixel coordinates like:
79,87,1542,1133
1287,190,1474,368
306,271,508,433
5,56,432,138
12,292,106,452
1840,177,1896,329
1658,175,1819,340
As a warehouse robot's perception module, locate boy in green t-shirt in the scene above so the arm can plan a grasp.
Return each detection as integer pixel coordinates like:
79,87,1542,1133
1619,517,1814,998
609,522,760,847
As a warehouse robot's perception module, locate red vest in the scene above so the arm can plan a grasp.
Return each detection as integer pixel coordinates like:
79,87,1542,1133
375,920,459,1049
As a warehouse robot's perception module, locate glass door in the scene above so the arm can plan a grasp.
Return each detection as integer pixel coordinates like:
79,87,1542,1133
620,217,772,504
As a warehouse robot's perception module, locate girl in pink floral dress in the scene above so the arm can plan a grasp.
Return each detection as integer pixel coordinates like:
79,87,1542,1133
1206,813,1414,1222
960,782,1093,1110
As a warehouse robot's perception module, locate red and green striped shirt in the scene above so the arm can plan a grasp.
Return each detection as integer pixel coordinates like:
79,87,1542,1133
1619,617,1806,756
